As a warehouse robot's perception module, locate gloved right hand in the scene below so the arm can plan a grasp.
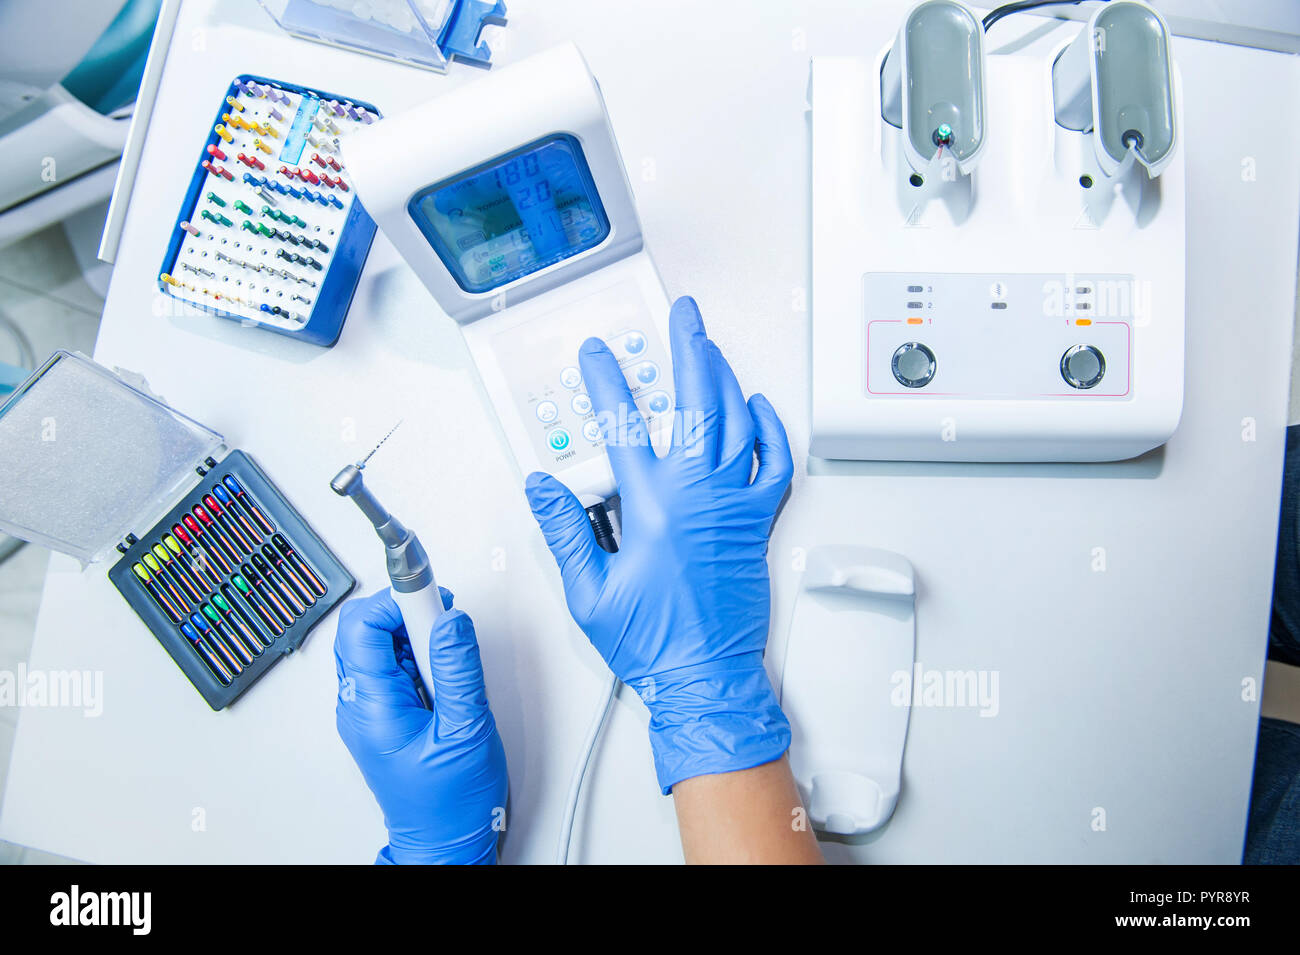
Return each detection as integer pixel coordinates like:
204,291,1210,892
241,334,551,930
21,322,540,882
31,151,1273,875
525,296,794,794
335,588,508,864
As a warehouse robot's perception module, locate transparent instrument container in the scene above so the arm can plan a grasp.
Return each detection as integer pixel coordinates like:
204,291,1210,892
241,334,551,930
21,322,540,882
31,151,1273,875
256,0,455,72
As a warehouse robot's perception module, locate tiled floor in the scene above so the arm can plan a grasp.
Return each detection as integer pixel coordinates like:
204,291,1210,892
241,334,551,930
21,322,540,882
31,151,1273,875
0,218,106,865
0,215,1299,863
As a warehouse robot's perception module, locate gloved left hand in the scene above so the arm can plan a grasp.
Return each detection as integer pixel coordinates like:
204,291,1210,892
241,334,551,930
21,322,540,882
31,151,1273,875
335,588,508,865
525,296,794,795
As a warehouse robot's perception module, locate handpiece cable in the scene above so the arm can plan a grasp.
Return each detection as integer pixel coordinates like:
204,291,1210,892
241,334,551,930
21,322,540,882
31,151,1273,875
982,0,1097,32
555,499,621,865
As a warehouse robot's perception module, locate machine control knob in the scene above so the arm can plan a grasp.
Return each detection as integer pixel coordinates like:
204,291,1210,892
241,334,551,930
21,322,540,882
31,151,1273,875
891,342,936,388
1060,344,1106,390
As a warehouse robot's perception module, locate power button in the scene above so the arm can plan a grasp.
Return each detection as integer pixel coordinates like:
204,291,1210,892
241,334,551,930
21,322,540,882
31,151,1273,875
1061,344,1105,389
547,429,571,453
891,342,936,388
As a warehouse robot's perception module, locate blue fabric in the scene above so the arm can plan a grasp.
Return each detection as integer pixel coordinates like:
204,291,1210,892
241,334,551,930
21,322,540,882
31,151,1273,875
1246,718,1300,864
335,588,508,865
1246,423,1300,863
526,296,794,794
1269,425,1300,667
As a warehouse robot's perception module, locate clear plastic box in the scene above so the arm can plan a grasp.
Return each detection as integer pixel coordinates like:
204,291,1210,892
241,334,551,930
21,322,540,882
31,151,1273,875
0,351,356,709
0,350,224,564
256,0,456,72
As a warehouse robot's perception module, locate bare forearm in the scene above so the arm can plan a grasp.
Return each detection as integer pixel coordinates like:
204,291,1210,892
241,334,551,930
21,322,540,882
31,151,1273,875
671,756,824,864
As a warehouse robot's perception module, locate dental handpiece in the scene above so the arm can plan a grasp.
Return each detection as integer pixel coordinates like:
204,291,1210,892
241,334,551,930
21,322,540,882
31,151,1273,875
330,462,442,702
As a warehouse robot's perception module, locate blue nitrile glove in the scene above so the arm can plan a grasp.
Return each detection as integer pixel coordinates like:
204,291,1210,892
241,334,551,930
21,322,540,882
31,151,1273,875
525,295,795,794
334,588,508,864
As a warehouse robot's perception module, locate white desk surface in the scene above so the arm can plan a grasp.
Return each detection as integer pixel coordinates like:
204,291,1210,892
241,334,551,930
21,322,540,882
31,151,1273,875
3,0,1298,864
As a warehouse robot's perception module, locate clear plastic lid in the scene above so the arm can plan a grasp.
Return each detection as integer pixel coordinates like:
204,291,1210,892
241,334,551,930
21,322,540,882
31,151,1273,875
0,351,223,565
255,0,454,73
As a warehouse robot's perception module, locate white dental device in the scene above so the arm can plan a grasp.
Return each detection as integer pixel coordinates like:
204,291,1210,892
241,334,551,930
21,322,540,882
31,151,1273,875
344,43,674,505
810,0,1185,462
347,46,676,861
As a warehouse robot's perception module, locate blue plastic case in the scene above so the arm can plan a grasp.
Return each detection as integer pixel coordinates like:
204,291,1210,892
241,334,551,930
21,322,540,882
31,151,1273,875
157,75,380,347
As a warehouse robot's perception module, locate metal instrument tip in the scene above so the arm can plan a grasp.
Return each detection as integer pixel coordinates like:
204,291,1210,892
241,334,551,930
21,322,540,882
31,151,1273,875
358,420,403,469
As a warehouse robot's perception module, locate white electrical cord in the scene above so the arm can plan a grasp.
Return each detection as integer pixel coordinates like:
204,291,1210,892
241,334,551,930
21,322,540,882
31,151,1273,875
555,672,619,865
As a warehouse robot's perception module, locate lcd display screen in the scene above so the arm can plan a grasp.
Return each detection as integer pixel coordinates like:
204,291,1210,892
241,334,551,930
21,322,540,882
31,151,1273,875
407,134,611,293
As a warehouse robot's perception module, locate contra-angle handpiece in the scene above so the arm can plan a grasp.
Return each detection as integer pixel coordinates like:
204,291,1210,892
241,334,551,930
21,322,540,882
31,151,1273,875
330,424,443,702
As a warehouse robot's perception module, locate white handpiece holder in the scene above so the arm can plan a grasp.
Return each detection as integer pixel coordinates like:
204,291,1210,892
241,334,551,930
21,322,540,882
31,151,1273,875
808,4,1185,463
881,0,987,177
781,547,916,835
344,43,674,503
1052,0,1177,178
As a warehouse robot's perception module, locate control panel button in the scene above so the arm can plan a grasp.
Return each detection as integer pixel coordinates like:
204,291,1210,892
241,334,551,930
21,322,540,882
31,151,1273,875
632,361,659,387
891,342,936,388
571,393,592,415
560,366,582,389
1060,344,1105,389
622,332,646,355
547,429,571,452
582,420,602,443
645,390,671,415
535,400,559,423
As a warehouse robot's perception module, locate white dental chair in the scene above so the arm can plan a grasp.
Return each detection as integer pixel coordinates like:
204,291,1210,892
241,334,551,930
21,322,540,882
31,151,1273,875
0,0,161,248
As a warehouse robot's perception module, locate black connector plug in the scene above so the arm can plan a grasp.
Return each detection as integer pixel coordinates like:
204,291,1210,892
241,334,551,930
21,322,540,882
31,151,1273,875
585,501,618,554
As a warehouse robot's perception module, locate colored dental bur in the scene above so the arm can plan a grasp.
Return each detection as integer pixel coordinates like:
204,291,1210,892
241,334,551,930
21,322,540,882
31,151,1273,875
172,524,220,585
152,543,200,603
243,563,292,623
204,493,252,553
134,562,182,622
223,476,274,533
213,592,266,649
143,551,188,611
181,621,232,684
251,552,305,614
190,613,243,675
261,542,313,607
194,504,240,564
232,573,284,636
213,484,260,543
202,602,257,661
273,533,326,596
183,512,232,575
165,532,212,594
